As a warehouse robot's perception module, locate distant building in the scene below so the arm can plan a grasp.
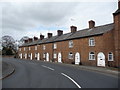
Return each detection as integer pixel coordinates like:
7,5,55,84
18,2,120,68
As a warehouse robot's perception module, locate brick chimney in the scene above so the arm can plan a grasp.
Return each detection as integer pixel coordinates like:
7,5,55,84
24,39,28,43
40,35,44,40
89,20,95,29
57,30,63,36
34,36,38,41
28,38,33,43
47,33,52,38
70,26,77,33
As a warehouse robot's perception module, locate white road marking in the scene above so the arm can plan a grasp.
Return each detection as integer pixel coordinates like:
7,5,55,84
41,65,54,71
61,73,81,88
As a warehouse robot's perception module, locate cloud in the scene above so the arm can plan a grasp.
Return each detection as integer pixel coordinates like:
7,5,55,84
1,1,117,40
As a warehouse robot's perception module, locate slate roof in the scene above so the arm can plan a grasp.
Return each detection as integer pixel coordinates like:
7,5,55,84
20,23,114,47
113,9,120,15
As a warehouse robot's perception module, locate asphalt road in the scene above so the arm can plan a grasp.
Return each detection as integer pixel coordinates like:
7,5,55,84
2,57,118,88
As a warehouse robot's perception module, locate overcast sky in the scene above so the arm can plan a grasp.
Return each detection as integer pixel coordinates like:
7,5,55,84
0,0,118,40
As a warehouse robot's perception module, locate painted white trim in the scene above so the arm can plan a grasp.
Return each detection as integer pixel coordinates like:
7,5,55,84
61,73,81,88
108,52,114,61
75,52,80,64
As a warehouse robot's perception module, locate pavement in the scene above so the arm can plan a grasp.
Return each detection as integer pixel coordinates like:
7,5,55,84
55,62,119,76
1,61,15,79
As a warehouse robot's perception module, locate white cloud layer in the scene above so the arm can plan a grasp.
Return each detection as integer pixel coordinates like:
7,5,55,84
0,1,118,40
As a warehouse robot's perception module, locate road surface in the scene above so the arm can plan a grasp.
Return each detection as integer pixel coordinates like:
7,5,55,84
2,57,118,88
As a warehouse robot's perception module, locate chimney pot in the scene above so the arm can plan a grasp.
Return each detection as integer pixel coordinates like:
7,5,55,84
40,35,44,40
48,33,52,38
57,30,63,36
24,40,28,43
89,20,95,29
34,36,38,41
70,26,77,33
28,38,33,43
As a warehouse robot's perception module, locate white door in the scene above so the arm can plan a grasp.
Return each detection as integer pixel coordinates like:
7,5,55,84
20,53,22,59
75,52,80,65
58,52,62,63
25,53,27,59
97,52,105,67
30,53,32,60
37,53,40,60
46,53,49,61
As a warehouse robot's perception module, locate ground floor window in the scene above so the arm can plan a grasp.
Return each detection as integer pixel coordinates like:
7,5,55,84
108,52,113,61
54,53,57,59
43,53,46,58
68,52,73,59
89,52,95,60
35,53,37,58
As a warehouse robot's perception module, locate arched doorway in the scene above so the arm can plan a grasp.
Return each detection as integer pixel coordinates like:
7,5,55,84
20,53,22,59
46,53,49,61
37,53,40,60
58,52,62,63
97,52,105,67
30,53,32,60
75,52,80,65
25,53,27,59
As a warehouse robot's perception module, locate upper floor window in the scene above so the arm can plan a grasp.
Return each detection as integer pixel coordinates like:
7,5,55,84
89,52,95,60
69,40,73,48
54,53,57,59
53,43,57,49
68,52,73,59
35,46,37,50
108,52,113,61
43,45,46,50
19,48,21,51
24,47,26,51
89,38,95,46
29,47,31,51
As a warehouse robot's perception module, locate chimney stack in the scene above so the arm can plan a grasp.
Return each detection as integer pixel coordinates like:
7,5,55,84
40,35,44,40
70,26,77,33
89,20,95,29
57,30,63,36
24,40,28,43
47,33,52,38
34,36,38,41
28,38,33,43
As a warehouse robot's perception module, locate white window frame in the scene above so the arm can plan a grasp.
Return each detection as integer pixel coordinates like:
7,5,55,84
53,43,57,49
24,47,26,51
89,52,95,60
43,53,46,58
69,40,73,48
54,53,57,59
68,52,73,59
89,38,95,46
35,53,37,58
19,48,21,51
108,52,113,61
43,45,46,50
35,46,37,50
29,47,31,51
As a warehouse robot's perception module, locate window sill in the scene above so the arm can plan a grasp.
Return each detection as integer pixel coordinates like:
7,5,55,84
108,60,114,61
89,59,95,60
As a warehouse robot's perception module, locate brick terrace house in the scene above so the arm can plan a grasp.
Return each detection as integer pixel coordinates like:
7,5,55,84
18,1,120,68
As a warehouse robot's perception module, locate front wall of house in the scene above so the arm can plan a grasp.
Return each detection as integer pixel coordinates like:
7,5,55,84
18,30,115,67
